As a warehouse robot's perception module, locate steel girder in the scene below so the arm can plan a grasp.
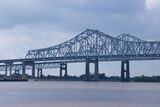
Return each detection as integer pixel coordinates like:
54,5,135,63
0,62,60,71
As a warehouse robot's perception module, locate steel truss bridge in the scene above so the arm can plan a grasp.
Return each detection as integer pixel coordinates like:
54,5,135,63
0,29,160,81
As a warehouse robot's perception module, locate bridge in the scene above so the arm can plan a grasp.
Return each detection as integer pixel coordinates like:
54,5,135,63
0,29,160,81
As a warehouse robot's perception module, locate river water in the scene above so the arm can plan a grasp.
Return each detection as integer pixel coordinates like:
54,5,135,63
0,81,160,107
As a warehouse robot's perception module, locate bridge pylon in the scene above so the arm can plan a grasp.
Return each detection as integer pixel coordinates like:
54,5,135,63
22,62,26,76
85,58,99,81
4,62,12,78
23,60,35,78
32,62,35,78
37,69,43,79
121,60,130,82
60,63,67,78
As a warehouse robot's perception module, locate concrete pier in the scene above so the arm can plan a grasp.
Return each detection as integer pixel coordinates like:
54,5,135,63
32,62,35,78
22,62,26,76
85,59,90,81
121,60,130,82
60,63,67,78
5,64,7,77
37,69,43,79
85,58,99,81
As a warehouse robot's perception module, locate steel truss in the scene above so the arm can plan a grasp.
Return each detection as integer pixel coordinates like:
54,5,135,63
25,29,160,61
0,29,160,81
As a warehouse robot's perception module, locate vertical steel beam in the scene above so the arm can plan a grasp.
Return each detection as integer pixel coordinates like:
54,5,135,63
60,64,62,78
32,62,35,78
9,64,12,77
22,62,26,76
37,69,40,78
5,64,7,78
40,69,43,79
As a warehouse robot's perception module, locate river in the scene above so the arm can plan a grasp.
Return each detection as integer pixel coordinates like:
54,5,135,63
0,81,160,107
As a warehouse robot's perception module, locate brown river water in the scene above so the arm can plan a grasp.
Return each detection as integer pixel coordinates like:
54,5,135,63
0,81,160,107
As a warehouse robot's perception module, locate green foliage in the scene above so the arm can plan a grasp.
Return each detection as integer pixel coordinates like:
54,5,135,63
132,75,160,82
1,73,160,82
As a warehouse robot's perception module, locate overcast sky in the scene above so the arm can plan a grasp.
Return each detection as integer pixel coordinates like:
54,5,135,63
0,0,160,76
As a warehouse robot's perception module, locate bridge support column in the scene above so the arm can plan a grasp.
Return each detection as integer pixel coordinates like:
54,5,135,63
22,63,26,76
94,58,99,81
4,63,12,78
40,69,43,79
85,58,99,81
60,63,67,78
121,60,130,82
9,64,12,77
37,69,39,78
5,64,8,78
32,63,35,78
60,69,62,78
85,59,90,81
37,69,43,79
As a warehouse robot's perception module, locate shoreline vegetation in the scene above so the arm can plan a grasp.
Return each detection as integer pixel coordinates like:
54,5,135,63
1,73,160,82
30,73,160,82
35,75,160,82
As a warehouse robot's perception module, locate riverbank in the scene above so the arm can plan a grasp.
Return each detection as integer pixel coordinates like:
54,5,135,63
33,75,160,82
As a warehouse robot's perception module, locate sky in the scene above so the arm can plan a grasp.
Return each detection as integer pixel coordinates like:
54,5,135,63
0,0,160,76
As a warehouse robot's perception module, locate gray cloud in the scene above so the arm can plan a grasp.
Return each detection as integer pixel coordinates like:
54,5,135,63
64,0,145,14
0,0,146,29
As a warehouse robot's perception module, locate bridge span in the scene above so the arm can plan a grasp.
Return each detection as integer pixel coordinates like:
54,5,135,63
0,29,160,81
